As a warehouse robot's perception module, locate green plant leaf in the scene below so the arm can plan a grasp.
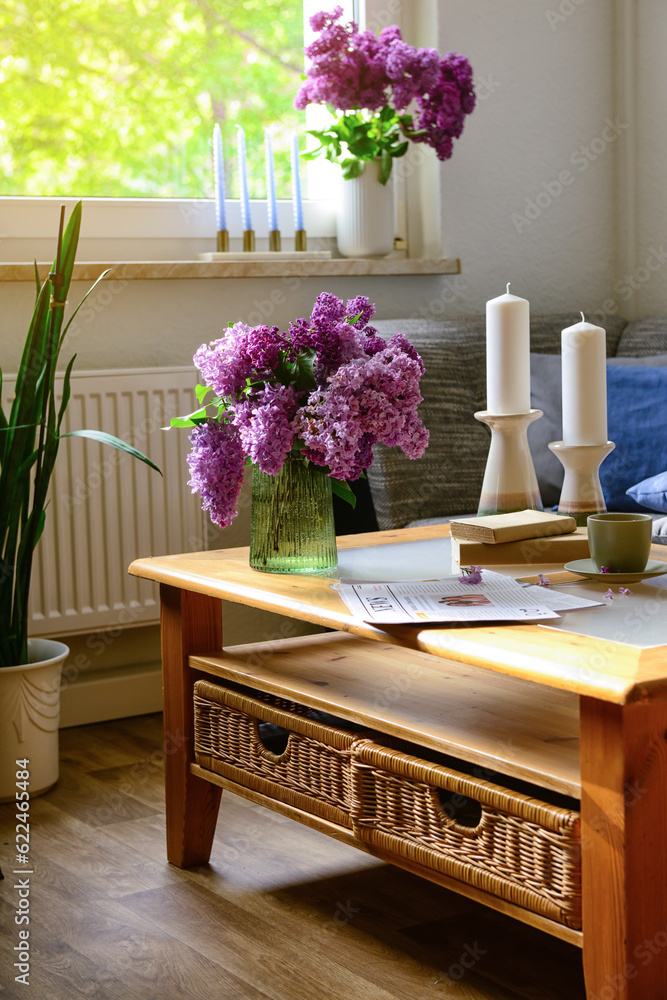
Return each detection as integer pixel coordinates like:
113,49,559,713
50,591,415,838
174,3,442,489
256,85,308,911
341,158,365,180
57,355,77,429
62,429,162,474
168,415,208,429
293,347,317,391
379,149,393,185
330,477,357,508
195,383,211,403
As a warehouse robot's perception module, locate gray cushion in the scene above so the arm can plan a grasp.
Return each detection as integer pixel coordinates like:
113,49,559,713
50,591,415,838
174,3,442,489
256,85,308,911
528,353,667,507
616,317,667,357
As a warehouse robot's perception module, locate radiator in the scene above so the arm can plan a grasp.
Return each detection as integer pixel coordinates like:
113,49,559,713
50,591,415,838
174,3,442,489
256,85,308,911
4,367,208,636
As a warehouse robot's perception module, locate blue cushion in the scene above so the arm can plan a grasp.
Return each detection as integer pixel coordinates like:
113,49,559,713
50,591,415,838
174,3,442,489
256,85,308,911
626,471,667,513
602,366,667,511
529,356,667,511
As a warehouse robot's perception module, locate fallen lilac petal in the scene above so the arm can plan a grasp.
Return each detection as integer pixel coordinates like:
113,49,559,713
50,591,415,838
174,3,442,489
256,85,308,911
604,588,613,599
618,587,633,596
458,565,483,585
600,566,611,573
536,573,551,587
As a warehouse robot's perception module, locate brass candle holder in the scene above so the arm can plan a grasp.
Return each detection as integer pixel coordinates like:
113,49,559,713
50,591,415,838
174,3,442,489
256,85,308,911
295,229,307,251
216,230,229,253
243,230,256,252
269,230,281,252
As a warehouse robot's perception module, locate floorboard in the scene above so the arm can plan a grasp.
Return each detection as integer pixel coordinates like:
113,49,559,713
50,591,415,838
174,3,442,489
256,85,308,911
0,714,586,999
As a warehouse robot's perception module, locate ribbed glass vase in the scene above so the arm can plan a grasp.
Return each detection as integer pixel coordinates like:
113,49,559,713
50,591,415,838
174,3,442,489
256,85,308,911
249,458,338,573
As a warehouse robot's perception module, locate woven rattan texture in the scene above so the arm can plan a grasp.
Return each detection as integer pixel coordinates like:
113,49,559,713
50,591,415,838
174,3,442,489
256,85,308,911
351,740,582,929
193,680,362,828
367,314,628,529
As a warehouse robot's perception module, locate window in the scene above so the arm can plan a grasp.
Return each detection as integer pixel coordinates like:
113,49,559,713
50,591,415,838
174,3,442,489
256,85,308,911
0,0,433,260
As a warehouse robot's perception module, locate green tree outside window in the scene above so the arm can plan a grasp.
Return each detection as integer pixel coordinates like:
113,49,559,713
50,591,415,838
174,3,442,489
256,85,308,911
0,0,304,199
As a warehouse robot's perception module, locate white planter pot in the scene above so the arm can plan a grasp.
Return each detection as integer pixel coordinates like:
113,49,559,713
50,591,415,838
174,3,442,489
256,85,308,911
336,159,395,258
0,639,68,802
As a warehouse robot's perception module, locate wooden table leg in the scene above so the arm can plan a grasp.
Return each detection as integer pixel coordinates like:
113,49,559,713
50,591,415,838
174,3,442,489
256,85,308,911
160,583,223,868
581,696,667,999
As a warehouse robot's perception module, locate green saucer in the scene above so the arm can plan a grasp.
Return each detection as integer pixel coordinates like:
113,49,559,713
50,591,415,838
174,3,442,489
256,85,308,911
564,558,667,583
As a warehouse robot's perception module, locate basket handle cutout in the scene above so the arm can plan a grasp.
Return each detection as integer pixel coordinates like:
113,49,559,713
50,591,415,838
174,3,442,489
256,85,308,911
435,787,483,831
255,721,292,760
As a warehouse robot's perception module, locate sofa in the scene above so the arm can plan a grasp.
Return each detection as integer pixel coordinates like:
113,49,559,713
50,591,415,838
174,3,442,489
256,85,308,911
337,313,667,544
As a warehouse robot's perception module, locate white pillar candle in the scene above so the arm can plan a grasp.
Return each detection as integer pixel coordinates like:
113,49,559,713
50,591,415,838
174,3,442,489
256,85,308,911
561,313,607,445
486,284,530,414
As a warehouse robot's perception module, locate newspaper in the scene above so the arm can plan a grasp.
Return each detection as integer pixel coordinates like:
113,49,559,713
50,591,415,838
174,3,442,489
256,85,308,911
333,570,603,625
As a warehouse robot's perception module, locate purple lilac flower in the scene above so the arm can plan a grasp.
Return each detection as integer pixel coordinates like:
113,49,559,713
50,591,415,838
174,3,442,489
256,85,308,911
600,566,611,573
194,322,254,398
186,419,245,528
459,566,483,584
293,343,428,480
245,325,285,370
289,292,376,376
618,587,633,596
295,9,388,111
231,383,300,475
536,573,551,587
604,588,614,600
414,54,476,161
346,295,376,328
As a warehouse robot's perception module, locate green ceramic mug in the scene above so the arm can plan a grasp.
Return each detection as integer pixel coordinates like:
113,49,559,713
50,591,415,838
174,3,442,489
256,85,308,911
587,513,653,573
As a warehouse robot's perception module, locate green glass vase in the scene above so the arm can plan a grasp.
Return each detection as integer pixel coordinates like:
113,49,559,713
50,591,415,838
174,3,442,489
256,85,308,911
249,458,338,573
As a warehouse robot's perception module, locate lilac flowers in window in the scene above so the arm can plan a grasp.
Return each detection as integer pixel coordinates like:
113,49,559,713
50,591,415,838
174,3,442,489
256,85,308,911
175,293,429,528
296,7,476,183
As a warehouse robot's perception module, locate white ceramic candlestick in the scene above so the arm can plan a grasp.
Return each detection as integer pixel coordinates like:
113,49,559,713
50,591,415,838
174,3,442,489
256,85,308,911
486,284,531,415
548,440,615,526
475,409,544,515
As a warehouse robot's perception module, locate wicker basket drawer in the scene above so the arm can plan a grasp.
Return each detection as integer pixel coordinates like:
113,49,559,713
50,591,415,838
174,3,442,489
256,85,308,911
351,740,581,929
193,680,363,828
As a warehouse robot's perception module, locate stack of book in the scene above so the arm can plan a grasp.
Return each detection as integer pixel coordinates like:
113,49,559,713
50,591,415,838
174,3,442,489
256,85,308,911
449,509,590,566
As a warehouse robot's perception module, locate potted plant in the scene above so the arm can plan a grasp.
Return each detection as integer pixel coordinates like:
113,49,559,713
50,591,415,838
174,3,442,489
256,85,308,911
0,201,160,801
295,7,476,257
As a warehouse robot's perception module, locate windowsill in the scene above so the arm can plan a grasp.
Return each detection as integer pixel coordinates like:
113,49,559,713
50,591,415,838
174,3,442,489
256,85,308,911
0,257,460,282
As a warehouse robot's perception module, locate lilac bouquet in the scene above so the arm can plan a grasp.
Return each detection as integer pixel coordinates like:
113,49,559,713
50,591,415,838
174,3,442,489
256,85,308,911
175,293,429,528
296,7,476,183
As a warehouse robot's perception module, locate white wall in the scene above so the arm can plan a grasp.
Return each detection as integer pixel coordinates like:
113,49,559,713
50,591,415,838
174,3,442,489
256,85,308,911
431,0,618,316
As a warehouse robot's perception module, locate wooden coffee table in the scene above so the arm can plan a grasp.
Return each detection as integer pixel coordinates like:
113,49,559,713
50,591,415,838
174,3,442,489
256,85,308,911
129,525,667,1000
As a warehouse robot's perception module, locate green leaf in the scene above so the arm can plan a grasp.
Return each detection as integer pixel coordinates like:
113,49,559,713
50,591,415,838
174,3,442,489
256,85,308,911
341,158,365,180
57,354,77,429
62,429,162,475
330,477,357,509
195,383,211,404
168,415,208,429
293,347,317,391
379,149,393,185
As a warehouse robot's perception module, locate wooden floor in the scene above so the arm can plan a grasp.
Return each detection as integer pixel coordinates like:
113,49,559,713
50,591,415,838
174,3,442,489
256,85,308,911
0,714,586,1000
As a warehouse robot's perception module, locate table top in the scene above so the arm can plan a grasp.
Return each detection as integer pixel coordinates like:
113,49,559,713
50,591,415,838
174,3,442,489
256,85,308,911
129,524,667,705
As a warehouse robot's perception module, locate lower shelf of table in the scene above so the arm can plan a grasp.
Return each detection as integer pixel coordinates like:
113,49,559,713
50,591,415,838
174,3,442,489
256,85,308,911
190,630,581,798
191,762,582,948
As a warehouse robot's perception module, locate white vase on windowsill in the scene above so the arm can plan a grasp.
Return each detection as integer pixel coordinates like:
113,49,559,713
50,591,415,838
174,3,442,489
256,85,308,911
336,159,395,259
